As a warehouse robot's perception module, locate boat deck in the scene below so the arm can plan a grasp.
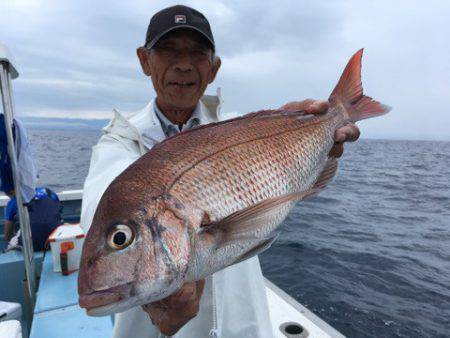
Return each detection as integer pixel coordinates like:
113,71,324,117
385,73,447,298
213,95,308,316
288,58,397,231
266,279,344,338
30,254,112,338
29,253,344,338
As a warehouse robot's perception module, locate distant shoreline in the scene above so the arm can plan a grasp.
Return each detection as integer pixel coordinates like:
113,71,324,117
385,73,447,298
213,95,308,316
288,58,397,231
21,116,109,131
19,116,450,142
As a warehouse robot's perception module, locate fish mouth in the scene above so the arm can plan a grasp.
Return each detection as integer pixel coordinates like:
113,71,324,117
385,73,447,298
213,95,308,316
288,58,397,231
79,283,132,315
80,282,179,317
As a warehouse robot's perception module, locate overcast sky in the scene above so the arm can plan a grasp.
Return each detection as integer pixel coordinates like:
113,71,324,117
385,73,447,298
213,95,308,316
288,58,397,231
1,0,449,140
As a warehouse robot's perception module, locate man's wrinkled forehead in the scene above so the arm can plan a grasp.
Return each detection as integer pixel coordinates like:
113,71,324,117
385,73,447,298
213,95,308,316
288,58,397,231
153,29,213,51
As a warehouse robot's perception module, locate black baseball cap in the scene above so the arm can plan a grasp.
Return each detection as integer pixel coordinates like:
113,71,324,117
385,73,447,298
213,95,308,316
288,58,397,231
145,5,215,51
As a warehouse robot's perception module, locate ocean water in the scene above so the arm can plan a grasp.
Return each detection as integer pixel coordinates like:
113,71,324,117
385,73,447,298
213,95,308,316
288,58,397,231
27,129,450,337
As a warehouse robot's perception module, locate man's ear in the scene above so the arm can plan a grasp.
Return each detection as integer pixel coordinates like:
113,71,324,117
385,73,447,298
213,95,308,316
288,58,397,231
208,55,221,84
137,47,152,76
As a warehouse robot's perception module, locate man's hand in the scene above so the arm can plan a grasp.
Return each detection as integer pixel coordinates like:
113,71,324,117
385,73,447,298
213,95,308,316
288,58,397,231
280,99,360,158
142,279,205,336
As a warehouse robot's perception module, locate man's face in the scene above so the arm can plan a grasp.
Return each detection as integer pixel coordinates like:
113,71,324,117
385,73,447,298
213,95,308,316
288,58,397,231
137,30,220,111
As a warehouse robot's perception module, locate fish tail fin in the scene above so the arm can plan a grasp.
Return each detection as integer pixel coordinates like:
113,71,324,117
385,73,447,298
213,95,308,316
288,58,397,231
329,48,391,122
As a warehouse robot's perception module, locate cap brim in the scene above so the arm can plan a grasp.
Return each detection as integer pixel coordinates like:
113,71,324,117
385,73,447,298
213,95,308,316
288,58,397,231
145,25,215,51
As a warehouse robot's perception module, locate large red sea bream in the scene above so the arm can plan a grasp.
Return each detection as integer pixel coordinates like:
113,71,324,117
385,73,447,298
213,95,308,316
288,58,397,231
78,49,390,316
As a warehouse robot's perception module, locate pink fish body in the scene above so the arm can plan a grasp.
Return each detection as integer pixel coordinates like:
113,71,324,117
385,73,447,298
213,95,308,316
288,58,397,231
78,49,390,316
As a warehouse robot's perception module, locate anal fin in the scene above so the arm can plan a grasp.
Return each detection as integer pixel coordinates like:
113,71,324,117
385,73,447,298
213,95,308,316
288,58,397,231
312,157,338,190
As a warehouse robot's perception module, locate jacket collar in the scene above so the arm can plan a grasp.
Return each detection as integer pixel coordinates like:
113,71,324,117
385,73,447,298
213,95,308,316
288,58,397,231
153,101,206,136
103,96,220,154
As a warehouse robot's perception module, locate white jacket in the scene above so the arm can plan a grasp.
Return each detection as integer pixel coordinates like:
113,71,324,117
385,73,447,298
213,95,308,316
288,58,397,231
80,96,273,338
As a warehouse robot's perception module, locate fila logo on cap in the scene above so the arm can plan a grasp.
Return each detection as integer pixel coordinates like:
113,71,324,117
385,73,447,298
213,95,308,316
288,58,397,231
175,15,186,24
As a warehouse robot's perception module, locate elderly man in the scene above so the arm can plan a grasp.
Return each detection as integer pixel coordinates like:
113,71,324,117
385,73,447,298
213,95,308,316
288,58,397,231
80,5,360,338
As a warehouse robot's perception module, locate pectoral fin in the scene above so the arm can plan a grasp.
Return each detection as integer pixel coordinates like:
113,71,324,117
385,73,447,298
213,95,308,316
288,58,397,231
199,188,318,245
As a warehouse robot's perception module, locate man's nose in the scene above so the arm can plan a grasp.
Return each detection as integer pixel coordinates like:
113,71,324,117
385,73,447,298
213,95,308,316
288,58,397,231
173,53,194,72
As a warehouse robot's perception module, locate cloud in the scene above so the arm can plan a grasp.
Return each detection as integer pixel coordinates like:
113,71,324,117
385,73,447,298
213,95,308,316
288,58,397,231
1,0,449,140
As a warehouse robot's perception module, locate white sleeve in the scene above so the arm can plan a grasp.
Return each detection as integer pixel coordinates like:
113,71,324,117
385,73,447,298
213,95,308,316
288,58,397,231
80,134,143,233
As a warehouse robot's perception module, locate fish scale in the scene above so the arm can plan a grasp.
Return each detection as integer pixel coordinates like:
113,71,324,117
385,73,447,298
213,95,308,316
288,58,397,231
170,109,341,223
164,111,344,278
123,111,320,193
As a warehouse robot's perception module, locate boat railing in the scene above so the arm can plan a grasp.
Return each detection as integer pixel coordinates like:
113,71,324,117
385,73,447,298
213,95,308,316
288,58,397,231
0,41,37,335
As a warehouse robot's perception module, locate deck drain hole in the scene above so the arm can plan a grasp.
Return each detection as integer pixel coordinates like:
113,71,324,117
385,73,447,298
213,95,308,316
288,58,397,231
285,324,303,334
280,322,308,337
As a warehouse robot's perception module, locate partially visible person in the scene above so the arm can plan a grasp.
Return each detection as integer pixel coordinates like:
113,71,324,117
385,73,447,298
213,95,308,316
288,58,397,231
4,187,62,251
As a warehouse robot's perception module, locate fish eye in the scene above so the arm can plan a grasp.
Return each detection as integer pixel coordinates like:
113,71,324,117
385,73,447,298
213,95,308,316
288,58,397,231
107,224,135,250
